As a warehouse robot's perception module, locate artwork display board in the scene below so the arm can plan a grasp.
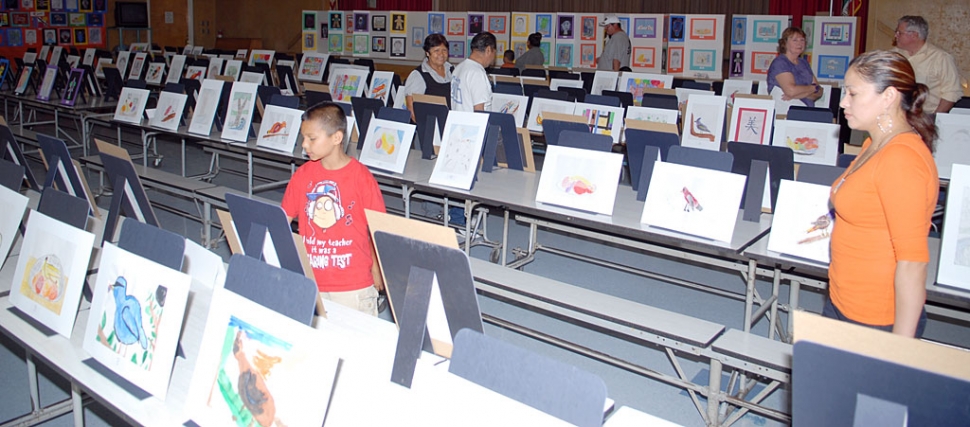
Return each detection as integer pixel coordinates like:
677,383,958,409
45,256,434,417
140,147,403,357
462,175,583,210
933,113,970,180
0,0,106,49
938,164,970,291
148,91,187,132
535,145,624,215
428,111,489,190
358,118,416,174
188,79,225,136
767,179,832,263
0,185,28,267
81,242,191,400
112,87,150,124
325,11,346,55
640,161,746,243
681,94,727,151
771,119,839,166
220,81,258,143
627,14,664,73
729,15,791,79
352,10,371,57
808,16,857,84
617,72,673,106
667,14,723,79
255,105,303,154
727,97,775,145
9,210,94,338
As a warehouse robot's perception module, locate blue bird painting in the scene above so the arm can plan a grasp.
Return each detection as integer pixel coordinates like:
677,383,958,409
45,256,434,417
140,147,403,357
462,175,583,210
110,277,148,350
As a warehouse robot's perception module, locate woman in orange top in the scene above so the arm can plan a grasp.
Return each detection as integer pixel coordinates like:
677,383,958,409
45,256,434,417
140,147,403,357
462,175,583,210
826,50,938,337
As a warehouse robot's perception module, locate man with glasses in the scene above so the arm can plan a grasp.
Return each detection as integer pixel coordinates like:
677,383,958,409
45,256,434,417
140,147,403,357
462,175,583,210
892,15,963,114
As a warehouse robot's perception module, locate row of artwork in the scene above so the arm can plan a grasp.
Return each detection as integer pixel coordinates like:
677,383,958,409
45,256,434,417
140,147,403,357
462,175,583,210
0,25,100,46
0,8,104,48
0,0,107,12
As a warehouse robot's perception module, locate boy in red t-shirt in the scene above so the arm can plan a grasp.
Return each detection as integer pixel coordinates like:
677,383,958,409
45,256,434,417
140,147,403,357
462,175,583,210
282,102,386,316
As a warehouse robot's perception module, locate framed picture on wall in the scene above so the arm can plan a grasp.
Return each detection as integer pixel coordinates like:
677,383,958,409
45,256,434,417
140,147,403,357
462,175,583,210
689,17,716,40
633,17,657,39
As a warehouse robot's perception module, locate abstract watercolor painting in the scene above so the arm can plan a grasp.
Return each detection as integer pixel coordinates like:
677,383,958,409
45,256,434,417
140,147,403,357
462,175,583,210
429,111,489,190
144,62,164,85
256,105,303,154
187,288,339,427
369,70,394,105
358,118,416,174
297,53,327,82
641,162,746,243
148,91,187,132
82,243,190,400
9,210,94,338
681,94,726,151
329,68,369,103
934,113,970,180
728,97,775,145
618,72,673,106
771,120,840,166
221,81,258,142
184,65,207,81
767,180,833,264
488,93,528,127
573,103,624,144
188,79,225,136
248,49,275,67
525,97,575,133
112,87,150,124
0,186,28,269
536,145,624,216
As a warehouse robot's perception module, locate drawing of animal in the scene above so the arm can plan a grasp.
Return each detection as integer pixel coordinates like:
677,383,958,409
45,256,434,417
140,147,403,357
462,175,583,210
233,330,276,427
110,277,148,350
690,114,715,142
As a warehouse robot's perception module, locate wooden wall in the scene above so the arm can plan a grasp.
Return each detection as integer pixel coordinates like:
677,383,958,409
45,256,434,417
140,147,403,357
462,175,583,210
436,0,770,15
149,0,189,49
213,0,325,53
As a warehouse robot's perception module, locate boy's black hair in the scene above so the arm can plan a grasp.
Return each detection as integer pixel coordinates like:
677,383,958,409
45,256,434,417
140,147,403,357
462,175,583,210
503,49,515,62
302,102,348,144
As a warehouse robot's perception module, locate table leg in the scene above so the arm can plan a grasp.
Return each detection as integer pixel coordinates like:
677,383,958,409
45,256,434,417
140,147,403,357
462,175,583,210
464,200,472,253
402,184,410,219
744,259,756,333
181,138,186,177
26,352,40,412
788,277,801,339
769,268,781,340
707,359,723,426
501,210,509,266
248,151,253,196
71,383,85,426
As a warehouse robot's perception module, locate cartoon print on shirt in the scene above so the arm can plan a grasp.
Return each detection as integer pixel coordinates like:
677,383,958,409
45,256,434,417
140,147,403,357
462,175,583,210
305,181,353,231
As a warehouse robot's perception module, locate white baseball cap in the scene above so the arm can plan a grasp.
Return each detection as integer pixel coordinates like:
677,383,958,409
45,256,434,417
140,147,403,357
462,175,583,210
600,15,621,27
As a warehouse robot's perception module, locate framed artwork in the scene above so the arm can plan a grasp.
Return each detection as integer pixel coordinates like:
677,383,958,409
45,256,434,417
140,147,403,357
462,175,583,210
143,62,164,85
59,67,83,106
619,17,629,33
188,79,225,136
24,28,36,45
771,119,840,166
535,13,551,37
668,15,685,42
148,91,186,131
302,11,316,31
574,102,624,144
689,49,716,72
633,17,657,38
681,94,727,151
115,50,130,77
626,106,679,125
11,12,29,26
68,12,84,26
446,18,464,36
557,14,573,39
7,27,21,46
536,145,624,216
590,70,618,95
358,117,416,174
328,11,343,31
641,161,746,243
511,13,529,37
933,113,970,179
256,105,302,154
750,51,775,75
731,17,746,45
488,93,529,127
371,14,386,32
539,41,551,66
186,288,340,427
487,15,506,34
767,180,833,264
618,72,673,106
8,209,93,338
578,15,596,41
721,79,754,107
165,55,185,84
297,52,327,82
753,19,781,43
689,17,716,40
302,31,315,51
555,44,572,68
390,36,406,57
330,67,368,103
448,40,464,59
938,164,970,291
371,35,385,53
729,50,744,78
803,18,815,49
369,70,393,105
667,47,684,73
632,47,656,68
525,97,575,133
82,243,190,400
428,111,490,190
329,34,343,53
345,13,354,34
468,14,483,35
43,28,57,44
353,12,369,32
820,22,852,46
127,52,146,80
816,54,848,80
390,13,406,33
579,43,595,67
428,13,444,35
353,34,368,55
12,65,31,95
184,65,206,80
207,57,224,79
221,81,258,142
728,98,775,145
36,67,57,101
247,49,274,66
410,27,424,48
112,87,150,124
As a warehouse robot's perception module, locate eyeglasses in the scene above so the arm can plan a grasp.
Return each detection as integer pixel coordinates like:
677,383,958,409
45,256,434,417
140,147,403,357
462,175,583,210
894,29,915,36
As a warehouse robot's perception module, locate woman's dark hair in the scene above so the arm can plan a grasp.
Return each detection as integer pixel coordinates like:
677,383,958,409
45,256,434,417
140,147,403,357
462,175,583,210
527,32,542,48
848,50,936,150
423,33,448,53
777,27,806,54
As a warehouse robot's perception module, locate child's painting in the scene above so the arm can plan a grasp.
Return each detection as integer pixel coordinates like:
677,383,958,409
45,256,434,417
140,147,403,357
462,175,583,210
82,243,190,399
428,13,444,35
731,17,746,45
468,14,483,35
618,72,673,106
369,70,394,105
641,162,746,243
633,17,657,38
9,210,94,338
429,111,489,190
353,34,369,55
626,106,679,125
535,14,552,37
187,288,340,427
820,22,852,46
448,40,464,59
525,97,575,133
557,14,573,39
573,103,624,144
728,97,775,145
555,44,572,68
729,50,744,78
487,14,506,34
446,18,464,36
937,165,970,291
667,47,684,73
144,62,164,85
256,105,303,154
391,13,406,34
580,44,595,67
689,49,716,72
631,47,656,69
771,120,840,166
511,13,529,38
580,16,596,40
816,54,848,80
689,17,715,40
934,113,970,180
488,93,529,127
329,68,368,103
329,34,344,54
359,118,416,174
536,145,624,216
184,65,207,81
166,55,186,85
188,79,225,136
590,70,618,95
112,87,150,124
750,51,774,75
148,91,186,132
752,20,781,43
127,52,146,80
767,180,833,264
681,94,726,151
297,53,327,82
221,81,258,142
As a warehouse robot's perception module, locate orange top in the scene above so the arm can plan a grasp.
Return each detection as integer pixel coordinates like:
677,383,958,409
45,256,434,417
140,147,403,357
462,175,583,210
829,132,938,326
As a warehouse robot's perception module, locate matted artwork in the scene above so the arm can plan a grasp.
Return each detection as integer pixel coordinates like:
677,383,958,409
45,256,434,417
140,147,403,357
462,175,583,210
557,14,573,39
803,18,815,49
188,79,225,136
353,34,369,55
126,52,145,80
729,50,744,77
488,93,529,127
633,17,657,38
580,44,595,67
750,51,774,75
689,49,716,72
166,54,186,84
468,14,483,35
535,13,552,37
487,15,506,34
555,44,572,67
933,113,970,180
667,47,684,73
689,17,715,40
731,17,746,45
448,40,464,59
525,97,575,133
148,91,186,131
82,243,190,400
626,106,679,125
371,14,386,32
410,27,424,48
938,164,970,291
767,180,833,264
186,288,339,427
390,37,406,57
728,97,775,145
752,20,781,43
632,47,655,68
0,185,28,268
9,210,95,338
820,22,852,46
512,13,529,38
771,119,840,166
574,102,624,144
256,105,303,154
816,54,848,80
207,58,224,79
115,51,130,77
112,87,150,124
580,16,596,40
221,81,258,142
302,11,316,31
371,36,386,53
353,12,369,32
391,13,406,33
369,70,394,105
329,34,344,53
428,13,444,35
536,145,624,216
641,161,746,243
184,65,206,81
329,68,368,103
539,41,551,66
721,79,753,108
36,67,57,101
681,94,726,151
248,49,274,67
144,62,164,85
428,111,490,190
590,70,618,95
359,118,416,174
446,18,463,36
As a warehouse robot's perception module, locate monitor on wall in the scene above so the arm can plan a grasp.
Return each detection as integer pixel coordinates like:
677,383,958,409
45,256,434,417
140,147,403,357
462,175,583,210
115,2,149,28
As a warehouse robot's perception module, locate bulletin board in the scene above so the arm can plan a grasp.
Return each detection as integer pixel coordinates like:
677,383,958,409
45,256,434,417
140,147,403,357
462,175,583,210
808,16,857,83
729,15,791,80
0,0,107,60
667,14,724,79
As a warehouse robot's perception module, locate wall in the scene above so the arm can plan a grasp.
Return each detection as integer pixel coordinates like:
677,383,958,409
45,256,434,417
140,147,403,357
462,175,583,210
437,0,770,15
866,0,970,85
149,0,189,48
213,0,325,52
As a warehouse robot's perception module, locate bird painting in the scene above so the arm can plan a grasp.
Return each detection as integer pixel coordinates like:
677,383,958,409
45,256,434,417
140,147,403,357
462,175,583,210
110,276,149,351
690,113,716,142
233,329,278,427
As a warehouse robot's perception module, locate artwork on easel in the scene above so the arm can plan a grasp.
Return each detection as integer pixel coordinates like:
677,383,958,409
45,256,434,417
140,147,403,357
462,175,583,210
488,93,528,127
112,87,150,124
721,79,753,108
681,94,726,151
14,65,33,95
36,67,58,101
82,243,190,399
535,145,623,216
221,81,258,142
934,113,970,180
329,68,368,103
771,119,840,166
115,51,130,78
61,68,85,106
428,111,489,190
127,52,147,80
9,210,95,338
525,97,575,133
767,180,833,264
618,72,673,106
223,59,243,81
590,70,618,95
148,91,187,132
358,117,416,174
640,161,746,243
188,79,225,136
186,288,339,427
626,106,678,125
297,52,327,82
938,164,970,292
166,55,186,84
255,105,303,154
207,58,224,79
728,97,775,145
573,103,623,144
369,70,394,105
0,185,28,268
144,62,164,85
184,65,207,81
248,49,275,67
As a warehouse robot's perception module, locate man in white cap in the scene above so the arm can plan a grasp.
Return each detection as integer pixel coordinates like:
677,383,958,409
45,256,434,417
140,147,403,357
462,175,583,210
597,14,631,71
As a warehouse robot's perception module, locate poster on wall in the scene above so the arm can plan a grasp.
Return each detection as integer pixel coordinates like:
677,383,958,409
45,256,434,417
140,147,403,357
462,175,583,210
809,16,856,84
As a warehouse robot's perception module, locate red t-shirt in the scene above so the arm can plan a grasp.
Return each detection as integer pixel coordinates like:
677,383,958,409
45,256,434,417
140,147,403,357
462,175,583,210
281,158,386,292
